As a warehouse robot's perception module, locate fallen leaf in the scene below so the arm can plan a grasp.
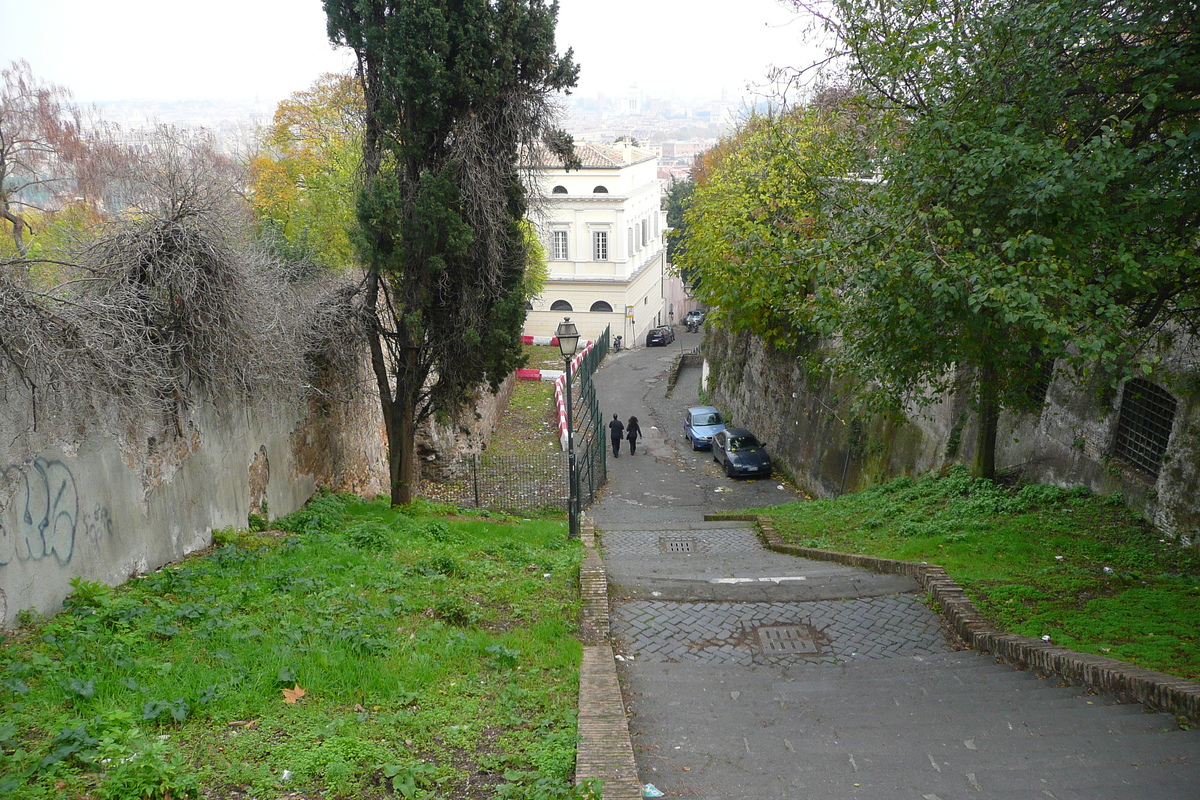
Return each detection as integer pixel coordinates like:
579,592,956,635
354,703,367,713
282,685,307,704
227,719,259,729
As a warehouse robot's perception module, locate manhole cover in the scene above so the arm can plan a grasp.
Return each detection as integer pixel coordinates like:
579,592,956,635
755,624,823,656
659,537,696,554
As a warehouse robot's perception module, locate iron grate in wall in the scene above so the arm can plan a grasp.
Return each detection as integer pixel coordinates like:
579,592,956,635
1112,378,1177,477
1025,359,1055,411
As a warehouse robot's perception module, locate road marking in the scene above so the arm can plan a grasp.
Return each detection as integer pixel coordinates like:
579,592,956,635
709,576,808,584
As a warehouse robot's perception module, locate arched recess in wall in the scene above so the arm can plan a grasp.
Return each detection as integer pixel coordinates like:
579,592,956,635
550,300,573,311
592,186,609,193
590,301,613,312
552,185,568,194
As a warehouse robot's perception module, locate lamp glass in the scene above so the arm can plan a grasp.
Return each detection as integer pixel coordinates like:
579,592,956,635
556,317,580,358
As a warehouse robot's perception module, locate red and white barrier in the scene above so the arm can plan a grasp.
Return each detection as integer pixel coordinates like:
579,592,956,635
515,340,595,450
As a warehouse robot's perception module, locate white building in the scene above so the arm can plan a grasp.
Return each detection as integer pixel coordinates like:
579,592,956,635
525,141,671,346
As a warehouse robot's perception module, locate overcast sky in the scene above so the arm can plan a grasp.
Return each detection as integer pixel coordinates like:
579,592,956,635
0,0,823,106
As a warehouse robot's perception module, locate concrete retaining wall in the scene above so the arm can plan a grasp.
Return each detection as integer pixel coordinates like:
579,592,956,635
704,327,1200,536
0,360,389,626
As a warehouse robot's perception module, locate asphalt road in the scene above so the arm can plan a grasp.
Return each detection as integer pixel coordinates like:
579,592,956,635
589,325,804,528
587,327,1200,800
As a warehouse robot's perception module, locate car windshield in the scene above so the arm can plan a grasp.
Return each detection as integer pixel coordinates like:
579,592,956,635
693,412,723,426
728,435,759,451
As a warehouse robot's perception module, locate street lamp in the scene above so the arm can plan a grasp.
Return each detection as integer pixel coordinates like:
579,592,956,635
556,317,581,539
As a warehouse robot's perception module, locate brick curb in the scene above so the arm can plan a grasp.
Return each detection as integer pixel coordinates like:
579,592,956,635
576,519,642,799
707,512,1200,726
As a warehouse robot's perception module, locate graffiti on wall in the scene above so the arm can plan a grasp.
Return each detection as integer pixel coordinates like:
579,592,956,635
0,457,113,567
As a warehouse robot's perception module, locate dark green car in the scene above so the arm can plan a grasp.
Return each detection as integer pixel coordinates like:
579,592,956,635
712,427,772,478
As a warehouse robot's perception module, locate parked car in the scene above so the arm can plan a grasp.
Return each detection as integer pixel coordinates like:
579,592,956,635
712,427,773,478
683,405,726,450
646,325,676,346
684,309,705,326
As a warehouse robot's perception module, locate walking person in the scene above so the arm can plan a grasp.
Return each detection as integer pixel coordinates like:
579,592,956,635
609,413,625,458
626,415,642,455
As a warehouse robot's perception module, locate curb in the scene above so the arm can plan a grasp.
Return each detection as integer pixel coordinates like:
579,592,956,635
708,512,1200,726
575,519,642,800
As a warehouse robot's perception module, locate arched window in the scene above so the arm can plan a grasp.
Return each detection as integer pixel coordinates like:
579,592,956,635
1112,378,1177,477
590,301,613,312
550,300,573,312
552,185,568,194
592,185,609,193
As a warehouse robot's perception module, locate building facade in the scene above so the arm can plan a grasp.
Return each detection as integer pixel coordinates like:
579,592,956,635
524,142,670,346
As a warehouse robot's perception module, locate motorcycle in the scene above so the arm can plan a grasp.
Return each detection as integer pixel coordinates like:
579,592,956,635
613,335,623,351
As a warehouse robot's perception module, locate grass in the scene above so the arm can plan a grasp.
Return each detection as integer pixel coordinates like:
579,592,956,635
0,493,596,800
756,466,1200,680
491,375,561,460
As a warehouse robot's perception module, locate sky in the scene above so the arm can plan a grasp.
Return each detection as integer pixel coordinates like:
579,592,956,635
0,0,825,107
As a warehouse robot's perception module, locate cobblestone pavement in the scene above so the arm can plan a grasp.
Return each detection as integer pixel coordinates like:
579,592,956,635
612,596,948,667
600,527,762,556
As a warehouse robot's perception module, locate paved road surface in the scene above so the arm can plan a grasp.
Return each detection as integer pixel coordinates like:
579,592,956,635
588,328,1200,799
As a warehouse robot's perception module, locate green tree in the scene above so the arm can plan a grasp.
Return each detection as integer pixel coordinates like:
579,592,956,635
663,175,693,283
250,72,363,273
324,0,578,505
793,0,1200,478
677,104,874,348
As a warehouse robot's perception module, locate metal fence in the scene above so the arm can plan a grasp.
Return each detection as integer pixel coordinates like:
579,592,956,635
421,326,611,515
574,326,609,508
420,452,569,513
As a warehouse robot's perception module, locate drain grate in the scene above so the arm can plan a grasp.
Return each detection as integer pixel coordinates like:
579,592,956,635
659,537,696,554
755,624,823,656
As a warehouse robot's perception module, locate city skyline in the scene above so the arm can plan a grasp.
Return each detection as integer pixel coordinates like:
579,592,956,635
0,0,825,108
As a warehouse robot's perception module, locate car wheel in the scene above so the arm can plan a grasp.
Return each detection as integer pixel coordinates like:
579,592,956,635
724,461,736,478
690,437,698,451
713,453,719,463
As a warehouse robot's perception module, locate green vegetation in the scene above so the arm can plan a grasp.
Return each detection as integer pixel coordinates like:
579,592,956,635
680,0,1200,479
484,344,569,461
324,0,578,505
758,468,1200,680
0,493,595,799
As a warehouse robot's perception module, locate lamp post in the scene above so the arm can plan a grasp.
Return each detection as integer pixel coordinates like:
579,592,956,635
556,317,581,539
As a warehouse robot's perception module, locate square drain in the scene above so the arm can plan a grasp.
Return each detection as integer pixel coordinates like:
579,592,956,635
659,537,696,554
755,624,823,656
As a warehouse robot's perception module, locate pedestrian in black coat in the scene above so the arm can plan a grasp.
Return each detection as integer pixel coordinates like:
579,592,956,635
626,416,642,455
609,413,624,457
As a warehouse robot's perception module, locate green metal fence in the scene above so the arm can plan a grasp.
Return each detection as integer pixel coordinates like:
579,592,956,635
420,326,610,515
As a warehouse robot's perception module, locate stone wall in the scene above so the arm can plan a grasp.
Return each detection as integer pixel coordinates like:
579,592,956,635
704,326,1199,538
0,352,527,626
0,360,388,626
418,373,517,480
